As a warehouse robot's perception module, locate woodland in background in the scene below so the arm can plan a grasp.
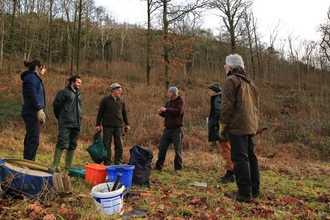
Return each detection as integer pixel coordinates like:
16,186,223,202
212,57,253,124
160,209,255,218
0,1,330,218
0,0,330,159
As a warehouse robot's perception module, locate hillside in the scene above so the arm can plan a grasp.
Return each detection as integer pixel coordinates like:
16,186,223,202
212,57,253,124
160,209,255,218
0,66,329,219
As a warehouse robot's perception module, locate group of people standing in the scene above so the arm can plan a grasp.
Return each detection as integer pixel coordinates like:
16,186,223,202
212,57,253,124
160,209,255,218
20,53,260,203
20,61,129,170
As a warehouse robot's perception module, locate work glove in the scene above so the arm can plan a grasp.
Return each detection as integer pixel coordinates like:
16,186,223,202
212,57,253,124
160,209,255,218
219,123,229,142
37,109,46,125
122,125,131,137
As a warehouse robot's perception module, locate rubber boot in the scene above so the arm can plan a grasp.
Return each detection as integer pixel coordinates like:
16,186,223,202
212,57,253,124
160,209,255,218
64,150,75,171
51,148,63,170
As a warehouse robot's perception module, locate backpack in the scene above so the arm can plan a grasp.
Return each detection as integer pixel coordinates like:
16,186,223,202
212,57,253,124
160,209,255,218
86,132,108,164
128,145,153,188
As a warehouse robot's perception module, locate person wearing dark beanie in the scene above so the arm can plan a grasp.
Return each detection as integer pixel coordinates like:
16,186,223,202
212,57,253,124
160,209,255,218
208,84,235,184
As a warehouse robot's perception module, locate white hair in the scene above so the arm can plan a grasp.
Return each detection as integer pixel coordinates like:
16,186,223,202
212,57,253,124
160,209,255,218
225,54,244,69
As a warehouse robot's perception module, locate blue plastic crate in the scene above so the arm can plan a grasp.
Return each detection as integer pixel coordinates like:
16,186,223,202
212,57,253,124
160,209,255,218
106,165,135,188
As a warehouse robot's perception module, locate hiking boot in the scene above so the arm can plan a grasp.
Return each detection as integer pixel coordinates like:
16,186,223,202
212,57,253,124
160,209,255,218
153,166,162,171
224,191,252,203
218,173,235,183
252,192,260,198
175,169,181,173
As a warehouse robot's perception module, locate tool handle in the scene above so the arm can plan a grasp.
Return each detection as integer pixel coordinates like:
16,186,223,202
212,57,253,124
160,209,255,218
111,173,122,191
115,182,124,191
256,127,267,135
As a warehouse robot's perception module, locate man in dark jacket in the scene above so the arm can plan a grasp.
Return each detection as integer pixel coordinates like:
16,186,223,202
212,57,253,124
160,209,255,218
208,84,234,183
220,54,260,203
20,60,46,161
154,86,185,172
51,75,83,171
95,83,130,165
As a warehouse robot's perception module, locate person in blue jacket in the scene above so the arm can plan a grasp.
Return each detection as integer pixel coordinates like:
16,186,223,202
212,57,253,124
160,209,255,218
20,60,46,161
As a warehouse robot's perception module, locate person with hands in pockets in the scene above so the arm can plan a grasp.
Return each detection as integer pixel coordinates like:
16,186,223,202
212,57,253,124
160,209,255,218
95,83,130,165
51,75,83,171
20,60,46,161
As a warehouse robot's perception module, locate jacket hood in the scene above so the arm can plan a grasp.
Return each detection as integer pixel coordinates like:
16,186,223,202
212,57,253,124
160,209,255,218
227,66,251,84
20,70,37,81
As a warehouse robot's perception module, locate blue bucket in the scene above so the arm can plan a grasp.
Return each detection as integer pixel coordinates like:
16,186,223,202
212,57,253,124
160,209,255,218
106,165,135,188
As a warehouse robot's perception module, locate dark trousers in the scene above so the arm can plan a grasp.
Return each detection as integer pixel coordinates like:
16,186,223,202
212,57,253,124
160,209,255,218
22,114,40,161
156,127,183,170
56,126,80,150
103,127,123,165
229,134,260,197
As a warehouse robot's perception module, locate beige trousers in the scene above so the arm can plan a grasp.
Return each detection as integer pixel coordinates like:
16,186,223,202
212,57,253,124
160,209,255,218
219,140,234,171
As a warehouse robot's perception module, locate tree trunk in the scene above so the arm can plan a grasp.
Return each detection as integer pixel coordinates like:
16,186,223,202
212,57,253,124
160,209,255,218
9,0,18,54
163,0,170,90
76,0,83,72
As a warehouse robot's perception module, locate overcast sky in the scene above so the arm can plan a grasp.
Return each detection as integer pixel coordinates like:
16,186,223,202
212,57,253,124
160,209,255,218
94,0,330,43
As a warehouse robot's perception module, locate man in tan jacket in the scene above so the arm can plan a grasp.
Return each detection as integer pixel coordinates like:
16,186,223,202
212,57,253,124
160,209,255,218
219,54,260,203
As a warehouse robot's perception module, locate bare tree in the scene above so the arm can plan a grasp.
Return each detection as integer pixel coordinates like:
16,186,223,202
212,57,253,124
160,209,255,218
209,0,253,53
0,0,9,71
319,7,330,62
266,20,282,81
242,9,256,78
160,0,207,89
251,15,263,82
145,0,162,86
9,0,18,54
76,0,83,72
301,40,317,74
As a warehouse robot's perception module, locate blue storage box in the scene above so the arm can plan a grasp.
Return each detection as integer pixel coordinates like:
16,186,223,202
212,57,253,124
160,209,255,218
106,165,135,188
0,159,53,198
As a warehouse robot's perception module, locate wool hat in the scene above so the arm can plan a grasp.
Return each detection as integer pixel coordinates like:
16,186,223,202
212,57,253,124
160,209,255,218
168,86,178,96
209,84,221,93
110,83,122,91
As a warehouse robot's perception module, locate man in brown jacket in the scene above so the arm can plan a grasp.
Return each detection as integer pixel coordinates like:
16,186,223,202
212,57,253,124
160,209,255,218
219,54,260,203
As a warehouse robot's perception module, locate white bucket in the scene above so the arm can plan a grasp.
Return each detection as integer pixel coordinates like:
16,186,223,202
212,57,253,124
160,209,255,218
90,182,125,215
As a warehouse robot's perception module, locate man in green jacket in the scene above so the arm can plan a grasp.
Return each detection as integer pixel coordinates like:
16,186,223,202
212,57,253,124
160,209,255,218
95,83,130,165
51,75,83,171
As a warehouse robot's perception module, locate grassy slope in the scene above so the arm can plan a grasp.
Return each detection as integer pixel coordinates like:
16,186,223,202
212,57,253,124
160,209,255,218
0,66,329,219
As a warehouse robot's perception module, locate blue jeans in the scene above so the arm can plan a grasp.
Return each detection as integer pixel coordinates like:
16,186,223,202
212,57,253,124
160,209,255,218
155,127,183,170
22,114,40,161
229,134,260,197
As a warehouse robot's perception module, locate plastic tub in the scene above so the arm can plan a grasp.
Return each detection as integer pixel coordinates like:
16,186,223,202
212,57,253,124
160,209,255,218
85,163,107,185
106,165,135,188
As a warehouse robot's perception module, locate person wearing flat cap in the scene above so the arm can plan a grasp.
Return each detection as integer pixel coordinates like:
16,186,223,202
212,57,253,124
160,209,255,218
95,83,130,165
154,86,185,172
208,84,235,184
